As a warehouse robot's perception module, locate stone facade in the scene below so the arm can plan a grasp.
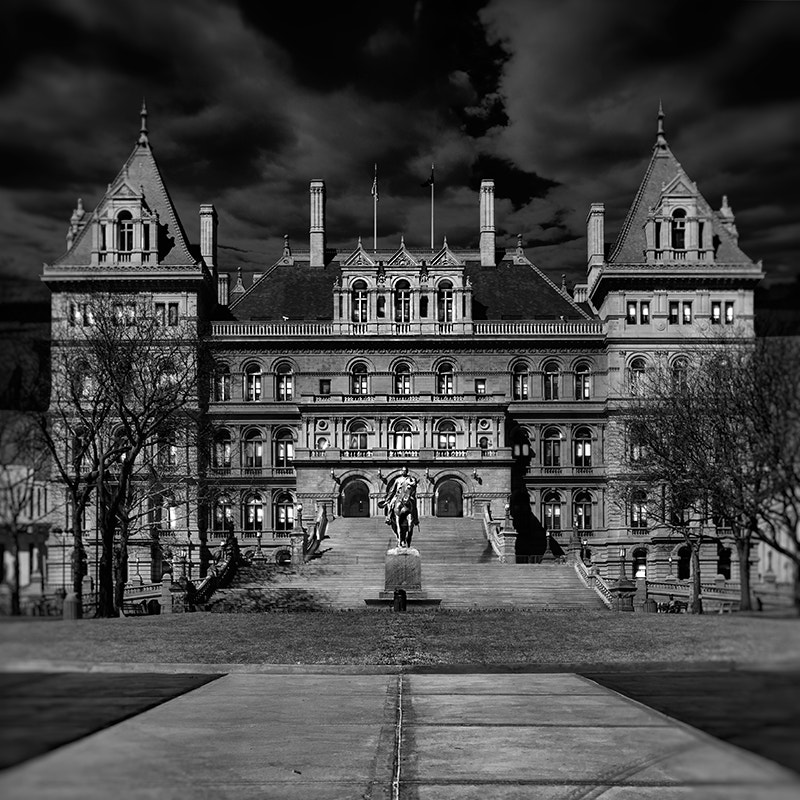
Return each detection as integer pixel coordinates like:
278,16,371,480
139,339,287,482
39,106,764,588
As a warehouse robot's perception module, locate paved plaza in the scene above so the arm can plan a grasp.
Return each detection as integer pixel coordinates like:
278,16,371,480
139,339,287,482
1,667,799,799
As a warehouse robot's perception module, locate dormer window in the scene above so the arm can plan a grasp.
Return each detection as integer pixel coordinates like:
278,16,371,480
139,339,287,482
671,208,686,250
352,280,368,323
118,211,134,257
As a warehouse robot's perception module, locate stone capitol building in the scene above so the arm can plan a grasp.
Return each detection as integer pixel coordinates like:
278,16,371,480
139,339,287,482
39,104,764,598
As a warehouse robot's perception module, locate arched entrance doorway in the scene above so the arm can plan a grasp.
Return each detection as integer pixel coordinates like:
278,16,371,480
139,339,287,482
436,479,463,517
677,545,691,580
342,479,370,517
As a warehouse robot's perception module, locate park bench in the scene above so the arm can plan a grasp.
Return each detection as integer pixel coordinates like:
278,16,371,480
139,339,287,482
122,599,149,616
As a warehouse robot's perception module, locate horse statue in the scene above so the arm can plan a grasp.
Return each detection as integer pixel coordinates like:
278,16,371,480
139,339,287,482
378,466,419,548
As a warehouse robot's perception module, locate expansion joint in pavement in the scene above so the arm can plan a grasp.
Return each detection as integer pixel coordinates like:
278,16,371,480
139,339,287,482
392,672,405,800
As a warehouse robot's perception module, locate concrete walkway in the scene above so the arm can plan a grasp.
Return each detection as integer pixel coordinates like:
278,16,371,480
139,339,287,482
1,671,799,799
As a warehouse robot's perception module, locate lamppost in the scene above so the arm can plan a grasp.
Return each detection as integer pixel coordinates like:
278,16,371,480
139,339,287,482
610,546,636,612
186,531,193,580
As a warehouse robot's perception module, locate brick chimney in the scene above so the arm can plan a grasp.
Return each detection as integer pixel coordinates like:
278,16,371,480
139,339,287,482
200,204,217,272
587,203,605,268
479,179,495,266
310,180,326,267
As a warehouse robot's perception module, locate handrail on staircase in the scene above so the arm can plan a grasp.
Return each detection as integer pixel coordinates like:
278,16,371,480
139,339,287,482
303,506,328,561
482,505,504,561
574,554,612,609
190,534,241,607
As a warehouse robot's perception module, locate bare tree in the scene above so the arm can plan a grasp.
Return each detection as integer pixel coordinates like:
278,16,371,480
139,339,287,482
0,412,49,615
34,294,201,617
615,334,800,613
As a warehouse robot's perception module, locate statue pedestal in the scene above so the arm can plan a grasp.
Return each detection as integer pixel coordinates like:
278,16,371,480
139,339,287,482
365,547,441,607
384,547,422,592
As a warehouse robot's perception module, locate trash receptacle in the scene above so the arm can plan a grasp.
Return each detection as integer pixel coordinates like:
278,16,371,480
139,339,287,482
62,592,81,619
393,588,407,612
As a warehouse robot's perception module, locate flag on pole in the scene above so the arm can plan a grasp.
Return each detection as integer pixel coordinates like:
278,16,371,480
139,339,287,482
421,163,434,187
371,164,379,201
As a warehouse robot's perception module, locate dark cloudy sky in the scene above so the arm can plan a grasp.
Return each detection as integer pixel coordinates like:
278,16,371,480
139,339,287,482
3,0,800,303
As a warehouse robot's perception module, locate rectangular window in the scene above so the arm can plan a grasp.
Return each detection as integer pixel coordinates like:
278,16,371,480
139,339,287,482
319,379,331,395
167,303,179,326
155,303,166,326
626,302,637,324
142,224,150,252
640,301,650,325
419,296,429,318
725,302,734,324
475,379,486,395
82,304,94,326
668,301,679,325
711,301,721,325
682,302,692,325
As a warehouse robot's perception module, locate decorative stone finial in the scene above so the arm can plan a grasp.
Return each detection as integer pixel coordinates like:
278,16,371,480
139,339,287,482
283,234,291,258
138,98,149,146
400,234,405,247
655,101,667,149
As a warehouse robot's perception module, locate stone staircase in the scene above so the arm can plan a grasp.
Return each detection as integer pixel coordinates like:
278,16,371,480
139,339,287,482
212,516,605,610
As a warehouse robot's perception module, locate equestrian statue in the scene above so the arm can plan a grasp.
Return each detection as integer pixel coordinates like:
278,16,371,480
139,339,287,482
378,465,420,548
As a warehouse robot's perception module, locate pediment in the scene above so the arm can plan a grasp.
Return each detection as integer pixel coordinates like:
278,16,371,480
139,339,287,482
430,241,462,267
343,241,376,267
660,172,696,198
109,180,142,200
387,243,419,267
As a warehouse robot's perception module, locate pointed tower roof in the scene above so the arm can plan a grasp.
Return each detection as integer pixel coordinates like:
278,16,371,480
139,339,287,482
608,106,752,265
50,107,197,271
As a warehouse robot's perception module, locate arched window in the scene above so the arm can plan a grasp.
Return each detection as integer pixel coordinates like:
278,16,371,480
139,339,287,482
630,489,647,529
244,363,262,402
717,543,732,580
352,280,368,323
157,432,178,468
629,357,646,394
213,430,232,470
437,280,454,323
542,427,562,467
214,364,231,401
437,362,454,395
632,547,647,579
274,429,294,467
244,493,263,532
243,429,264,471
394,362,411,395
542,491,562,531
392,421,413,453
72,360,94,400
117,210,134,253
213,495,234,532
394,279,411,323
351,362,369,395
347,421,368,452
512,363,528,401
574,362,591,400
275,362,293,401
543,361,560,400
573,427,592,467
672,357,688,390
437,420,457,451
677,545,691,580
274,492,294,532
573,490,593,531
671,208,687,250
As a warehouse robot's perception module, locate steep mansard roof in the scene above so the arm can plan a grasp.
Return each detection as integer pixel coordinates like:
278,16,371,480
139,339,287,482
228,251,592,322
52,137,196,269
609,139,752,266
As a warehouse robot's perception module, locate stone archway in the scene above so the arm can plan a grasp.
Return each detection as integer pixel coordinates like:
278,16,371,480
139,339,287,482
342,479,370,518
435,479,463,517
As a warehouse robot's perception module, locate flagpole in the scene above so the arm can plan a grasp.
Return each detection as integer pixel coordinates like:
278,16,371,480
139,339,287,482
430,163,434,249
373,163,378,252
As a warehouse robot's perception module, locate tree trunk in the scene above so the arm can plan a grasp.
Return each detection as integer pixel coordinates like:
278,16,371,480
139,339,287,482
736,536,753,611
690,543,703,614
10,531,20,616
96,524,117,617
794,561,800,617
70,508,84,618
113,542,127,615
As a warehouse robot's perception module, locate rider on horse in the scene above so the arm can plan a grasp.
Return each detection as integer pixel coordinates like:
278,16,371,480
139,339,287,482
379,466,419,548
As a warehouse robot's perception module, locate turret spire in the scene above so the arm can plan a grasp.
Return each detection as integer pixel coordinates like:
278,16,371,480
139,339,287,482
138,98,149,146
655,100,667,149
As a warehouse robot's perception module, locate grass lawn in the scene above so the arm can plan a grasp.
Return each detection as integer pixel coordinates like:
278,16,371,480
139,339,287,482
2,609,799,666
